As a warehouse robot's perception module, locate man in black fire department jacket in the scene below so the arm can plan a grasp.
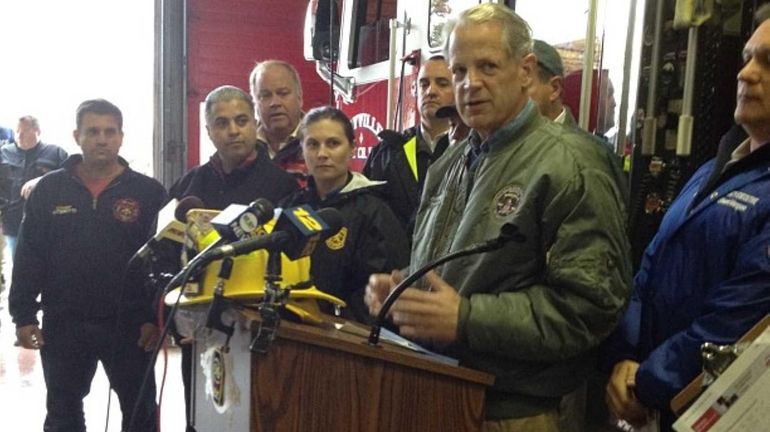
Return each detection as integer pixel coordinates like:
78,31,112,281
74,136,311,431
9,99,166,432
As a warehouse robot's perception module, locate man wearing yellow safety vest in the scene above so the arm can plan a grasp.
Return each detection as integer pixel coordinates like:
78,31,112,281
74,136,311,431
363,55,461,236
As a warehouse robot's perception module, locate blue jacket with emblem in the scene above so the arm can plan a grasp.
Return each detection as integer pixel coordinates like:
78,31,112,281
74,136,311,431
603,127,770,414
8,155,167,327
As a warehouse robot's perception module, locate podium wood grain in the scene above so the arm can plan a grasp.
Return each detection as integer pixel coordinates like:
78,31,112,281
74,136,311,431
247,317,494,432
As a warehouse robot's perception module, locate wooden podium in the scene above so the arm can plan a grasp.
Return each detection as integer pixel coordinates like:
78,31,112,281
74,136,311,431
189,309,494,432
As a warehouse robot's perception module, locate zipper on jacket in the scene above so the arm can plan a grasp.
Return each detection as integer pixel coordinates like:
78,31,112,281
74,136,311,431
92,179,123,210
434,158,467,257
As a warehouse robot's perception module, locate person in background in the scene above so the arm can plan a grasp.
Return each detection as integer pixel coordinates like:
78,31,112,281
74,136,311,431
170,85,298,208
0,124,13,297
0,115,67,256
169,85,298,432
9,99,165,432
249,60,308,185
363,55,457,235
281,106,409,323
0,125,14,143
530,40,626,196
528,39,575,126
365,4,630,431
564,68,616,138
604,6,770,430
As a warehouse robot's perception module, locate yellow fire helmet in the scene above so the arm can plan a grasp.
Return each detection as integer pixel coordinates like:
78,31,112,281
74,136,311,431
164,210,346,325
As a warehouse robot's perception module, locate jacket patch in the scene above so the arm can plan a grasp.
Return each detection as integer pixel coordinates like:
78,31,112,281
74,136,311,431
493,185,522,218
325,227,347,250
113,198,141,223
717,197,748,212
726,191,759,206
52,205,78,215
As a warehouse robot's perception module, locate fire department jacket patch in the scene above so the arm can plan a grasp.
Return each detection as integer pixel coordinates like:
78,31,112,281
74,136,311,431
325,227,348,251
113,198,140,223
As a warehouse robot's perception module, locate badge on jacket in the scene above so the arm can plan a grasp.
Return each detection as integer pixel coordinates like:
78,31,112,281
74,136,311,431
325,226,348,250
493,185,522,218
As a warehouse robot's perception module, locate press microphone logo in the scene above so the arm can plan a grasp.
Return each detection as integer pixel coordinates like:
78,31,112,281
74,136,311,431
279,205,326,259
211,199,275,242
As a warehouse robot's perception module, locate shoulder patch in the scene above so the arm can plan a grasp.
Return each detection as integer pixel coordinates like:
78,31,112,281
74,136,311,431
493,185,523,218
325,227,348,251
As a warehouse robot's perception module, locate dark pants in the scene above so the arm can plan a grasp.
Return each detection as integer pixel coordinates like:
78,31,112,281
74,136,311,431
181,343,195,432
40,317,157,432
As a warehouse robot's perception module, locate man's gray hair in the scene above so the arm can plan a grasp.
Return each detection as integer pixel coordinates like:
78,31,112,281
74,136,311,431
249,60,303,99
756,3,770,24
18,115,40,131
204,85,255,124
442,3,533,60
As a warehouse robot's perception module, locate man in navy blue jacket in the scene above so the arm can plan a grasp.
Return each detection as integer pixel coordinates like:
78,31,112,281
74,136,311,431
9,99,165,432
0,116,68,255
604,6,770,430
0,125,13,143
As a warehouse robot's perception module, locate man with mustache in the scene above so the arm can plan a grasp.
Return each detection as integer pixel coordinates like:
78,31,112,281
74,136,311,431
604,5,770,431
364,55,459,235
249,60,308,185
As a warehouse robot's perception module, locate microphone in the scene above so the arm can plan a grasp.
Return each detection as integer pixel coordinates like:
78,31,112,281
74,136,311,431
210,198,275,242
174,195,206,223
367,223,525,345
199,231,292,263
163,206,344,294
196,206,345,265
129,196,204,265
275,206,344,260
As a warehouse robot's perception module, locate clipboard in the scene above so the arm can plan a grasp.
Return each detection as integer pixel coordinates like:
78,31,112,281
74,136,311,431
670,314,770,415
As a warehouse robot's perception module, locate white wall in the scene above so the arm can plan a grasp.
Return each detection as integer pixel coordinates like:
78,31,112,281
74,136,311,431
0,0,155,176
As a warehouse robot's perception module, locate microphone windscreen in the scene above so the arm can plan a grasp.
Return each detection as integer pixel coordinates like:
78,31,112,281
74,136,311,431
316,207,345,240
249,198,275,225
175,196,205,222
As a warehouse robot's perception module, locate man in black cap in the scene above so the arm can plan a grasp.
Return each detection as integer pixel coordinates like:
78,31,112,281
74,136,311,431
529,39,575,125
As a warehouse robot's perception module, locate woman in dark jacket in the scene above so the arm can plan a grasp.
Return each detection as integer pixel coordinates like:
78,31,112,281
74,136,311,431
281,107,409,323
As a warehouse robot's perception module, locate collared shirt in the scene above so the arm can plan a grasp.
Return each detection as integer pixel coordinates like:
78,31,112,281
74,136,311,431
726,138,752,169
463,100,537,198
553,108,567,124
257,123,301,159
420,124,449,154
209,149,258,178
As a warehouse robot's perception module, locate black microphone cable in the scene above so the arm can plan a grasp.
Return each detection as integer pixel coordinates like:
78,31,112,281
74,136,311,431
368,223,524,346
101,234,169,432
127,258,203,432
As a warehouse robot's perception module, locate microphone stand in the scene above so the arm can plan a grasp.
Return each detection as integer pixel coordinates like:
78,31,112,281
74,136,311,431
367,224,524,346
204,257,236,342
250,250,286,353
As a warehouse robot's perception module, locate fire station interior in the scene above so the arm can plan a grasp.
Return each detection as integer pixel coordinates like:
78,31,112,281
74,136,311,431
1,0,768,430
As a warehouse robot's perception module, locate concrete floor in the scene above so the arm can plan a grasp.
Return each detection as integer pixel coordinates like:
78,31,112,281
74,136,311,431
0,245,188,431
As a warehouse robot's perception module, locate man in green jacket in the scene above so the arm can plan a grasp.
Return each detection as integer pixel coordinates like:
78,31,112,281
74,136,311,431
365,4,631,431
